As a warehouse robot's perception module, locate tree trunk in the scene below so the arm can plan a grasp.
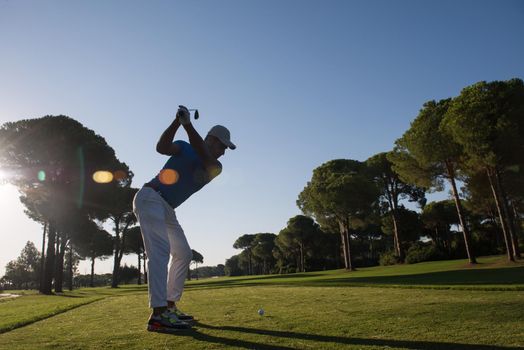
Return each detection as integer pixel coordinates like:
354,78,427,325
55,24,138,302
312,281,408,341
111,216,125,288
111,221,121,288
486,168,514,261
42,223,56,294
445,161,477,264
90,257,95,288
54,235,60,292
248,251,252,275
187,265,191,281
338,220,350,269
391,209,403,261
345,226,354,271
299,242,305,272
39,222,47,293
111,246,121,288
143,253,147,284
54,236,66,293
68,244,73,291
434,227,440,247
385,180,403,261
512,202,523,257
494,169,521,259
137,253,142,285
508,202,522,259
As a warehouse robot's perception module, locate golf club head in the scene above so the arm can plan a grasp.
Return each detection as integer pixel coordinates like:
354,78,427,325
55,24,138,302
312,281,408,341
179,105,200,120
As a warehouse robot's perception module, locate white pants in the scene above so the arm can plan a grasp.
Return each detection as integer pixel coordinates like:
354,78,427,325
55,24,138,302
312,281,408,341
133,187,192,308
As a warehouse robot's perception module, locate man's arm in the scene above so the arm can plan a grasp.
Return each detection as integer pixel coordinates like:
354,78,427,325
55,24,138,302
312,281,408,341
156,119,183,155
182,122,220,169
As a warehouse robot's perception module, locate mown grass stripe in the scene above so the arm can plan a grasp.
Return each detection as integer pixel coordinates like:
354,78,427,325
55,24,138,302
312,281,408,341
0,297,104,334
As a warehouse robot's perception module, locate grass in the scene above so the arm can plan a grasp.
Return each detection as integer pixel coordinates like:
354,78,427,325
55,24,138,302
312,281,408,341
0,255,523,349
0,286,147,334
186,255,524,291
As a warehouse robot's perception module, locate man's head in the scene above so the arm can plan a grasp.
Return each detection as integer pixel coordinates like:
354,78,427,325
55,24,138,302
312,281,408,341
205,125,236,159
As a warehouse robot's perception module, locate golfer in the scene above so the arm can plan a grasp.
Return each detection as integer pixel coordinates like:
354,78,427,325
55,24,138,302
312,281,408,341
133,105,235,332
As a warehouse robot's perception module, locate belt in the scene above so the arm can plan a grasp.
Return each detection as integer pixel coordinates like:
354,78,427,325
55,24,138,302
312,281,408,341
143,183,172,207
143,182,159,190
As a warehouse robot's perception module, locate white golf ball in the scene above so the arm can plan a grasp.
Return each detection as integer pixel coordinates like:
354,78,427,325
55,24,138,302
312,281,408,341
258,308,265,316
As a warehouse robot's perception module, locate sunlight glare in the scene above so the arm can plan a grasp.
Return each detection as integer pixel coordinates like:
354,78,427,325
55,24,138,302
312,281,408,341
93,170,114,184
159,169,179,185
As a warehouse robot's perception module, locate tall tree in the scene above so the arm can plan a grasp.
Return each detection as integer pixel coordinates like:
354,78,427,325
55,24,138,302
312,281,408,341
366,152,426,261
389,99,477,264
420,200,457,254
233,234,256,275
0,115,130,293
251,233,277,275
297,159,379,271
188,249,204,280
73,221,113,287
124,226,144,284
275,228,303,273
224,255,243,276
2,241,40,289
462,172,506,252
444,78,524,260
277,216,320,272
103,185,138,288
381,208,424,247
53,207,87,292
64,243,81,291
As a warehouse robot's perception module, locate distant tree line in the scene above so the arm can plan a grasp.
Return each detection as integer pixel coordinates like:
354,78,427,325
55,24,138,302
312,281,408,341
189,264,226,280
1,241,41,289
0,238,210,290
225,78,524,275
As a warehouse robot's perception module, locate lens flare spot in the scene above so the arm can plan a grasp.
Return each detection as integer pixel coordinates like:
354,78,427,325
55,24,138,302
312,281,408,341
93,171,113,183
113,170,127,181
37,170,46,181
159,169,179,185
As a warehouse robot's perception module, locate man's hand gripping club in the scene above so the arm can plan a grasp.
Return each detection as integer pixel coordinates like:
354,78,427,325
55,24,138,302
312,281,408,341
176,105,191,125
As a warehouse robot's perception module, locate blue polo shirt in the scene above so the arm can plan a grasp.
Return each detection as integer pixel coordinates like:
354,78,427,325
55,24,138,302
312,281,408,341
148,140,222,208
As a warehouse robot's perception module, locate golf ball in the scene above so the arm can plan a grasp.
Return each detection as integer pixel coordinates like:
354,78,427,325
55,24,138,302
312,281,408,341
258,308,265,316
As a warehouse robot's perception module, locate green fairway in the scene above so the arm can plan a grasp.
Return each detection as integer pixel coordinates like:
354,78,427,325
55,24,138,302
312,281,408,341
1,256,523,349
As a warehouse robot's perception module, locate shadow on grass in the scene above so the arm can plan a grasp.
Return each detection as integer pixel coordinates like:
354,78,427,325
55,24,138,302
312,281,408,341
180,322,522,350
185,267,524,292
317,267,524,287
187,273,325,286
68,286,147,297
31,286,148,299
52,293,89,298
184,273,325,292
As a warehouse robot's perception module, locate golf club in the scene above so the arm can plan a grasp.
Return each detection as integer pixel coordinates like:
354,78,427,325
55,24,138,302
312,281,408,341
179,105,200,120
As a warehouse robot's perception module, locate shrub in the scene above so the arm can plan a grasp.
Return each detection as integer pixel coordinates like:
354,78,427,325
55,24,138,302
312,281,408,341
405,243,445,264
379,251,400,266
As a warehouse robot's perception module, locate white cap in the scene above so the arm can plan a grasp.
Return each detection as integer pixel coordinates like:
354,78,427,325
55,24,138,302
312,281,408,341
207,125,236,150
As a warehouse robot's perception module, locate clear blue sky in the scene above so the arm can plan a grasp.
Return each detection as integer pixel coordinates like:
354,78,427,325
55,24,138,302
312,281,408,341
1,0,523,275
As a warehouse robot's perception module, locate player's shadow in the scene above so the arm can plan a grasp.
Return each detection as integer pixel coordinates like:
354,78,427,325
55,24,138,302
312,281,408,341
181,322,522,350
